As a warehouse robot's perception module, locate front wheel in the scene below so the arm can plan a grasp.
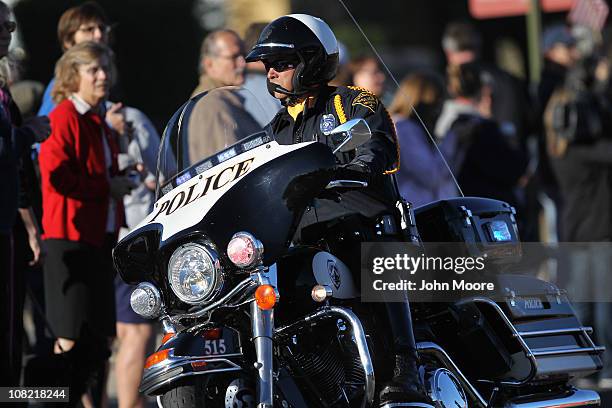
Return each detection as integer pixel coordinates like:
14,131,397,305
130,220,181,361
160,376,255,408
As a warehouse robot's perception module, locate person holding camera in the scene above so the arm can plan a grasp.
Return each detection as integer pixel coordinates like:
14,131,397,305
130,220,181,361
544,54,612,389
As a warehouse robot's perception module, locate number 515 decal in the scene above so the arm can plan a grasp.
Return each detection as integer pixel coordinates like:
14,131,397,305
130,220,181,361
204,339,226,355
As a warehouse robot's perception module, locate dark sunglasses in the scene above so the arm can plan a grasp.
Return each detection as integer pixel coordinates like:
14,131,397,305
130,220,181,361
263,59,298,72
0,21,16,33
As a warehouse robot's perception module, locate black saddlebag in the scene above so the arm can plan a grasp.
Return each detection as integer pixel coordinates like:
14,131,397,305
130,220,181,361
414,197,521,265
427,274,603,386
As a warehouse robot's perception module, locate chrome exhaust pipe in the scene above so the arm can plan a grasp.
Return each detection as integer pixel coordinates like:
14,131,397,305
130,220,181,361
504,388,600,407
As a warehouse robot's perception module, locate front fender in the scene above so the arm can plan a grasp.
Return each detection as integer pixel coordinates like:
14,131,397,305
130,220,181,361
140,325,244,395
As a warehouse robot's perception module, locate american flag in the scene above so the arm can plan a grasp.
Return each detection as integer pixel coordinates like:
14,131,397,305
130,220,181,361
568,0,609,31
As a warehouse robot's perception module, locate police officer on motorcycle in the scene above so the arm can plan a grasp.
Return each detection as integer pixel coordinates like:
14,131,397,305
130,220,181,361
246,14,434,407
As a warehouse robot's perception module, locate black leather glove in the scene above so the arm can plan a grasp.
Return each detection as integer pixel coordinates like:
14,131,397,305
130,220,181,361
283,169,334,210
333,160,372,184
283,162,373,210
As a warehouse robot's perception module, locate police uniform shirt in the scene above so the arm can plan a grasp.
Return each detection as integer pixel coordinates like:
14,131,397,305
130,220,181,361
268,85,398,176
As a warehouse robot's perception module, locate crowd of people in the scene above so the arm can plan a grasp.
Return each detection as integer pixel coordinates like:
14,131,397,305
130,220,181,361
2,2,158,407
1,0,612,405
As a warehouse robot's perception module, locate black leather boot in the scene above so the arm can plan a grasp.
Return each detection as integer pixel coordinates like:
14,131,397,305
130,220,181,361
378,292,434,407
379,353,434,408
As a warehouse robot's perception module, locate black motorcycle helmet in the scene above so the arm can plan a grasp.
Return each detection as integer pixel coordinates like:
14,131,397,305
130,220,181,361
246,14,339,98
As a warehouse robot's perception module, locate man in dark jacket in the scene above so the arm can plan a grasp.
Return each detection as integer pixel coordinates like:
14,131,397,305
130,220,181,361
443,62,528,213
246,14,433,407
441,22,532,145
0,0,50,388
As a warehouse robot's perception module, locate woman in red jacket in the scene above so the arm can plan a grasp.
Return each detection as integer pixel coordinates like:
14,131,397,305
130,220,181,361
38,41,133,405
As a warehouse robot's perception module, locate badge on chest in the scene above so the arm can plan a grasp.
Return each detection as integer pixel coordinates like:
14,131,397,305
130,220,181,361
320,113,336,135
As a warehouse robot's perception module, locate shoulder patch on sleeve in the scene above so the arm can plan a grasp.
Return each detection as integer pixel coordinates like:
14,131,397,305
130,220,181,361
351,90,378,113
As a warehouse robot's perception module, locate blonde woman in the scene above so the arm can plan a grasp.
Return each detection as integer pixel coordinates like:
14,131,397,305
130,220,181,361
388,72,458,206
38,41,133,406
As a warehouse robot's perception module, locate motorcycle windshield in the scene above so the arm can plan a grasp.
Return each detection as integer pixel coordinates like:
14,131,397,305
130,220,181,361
149,86,337,263
156,86,273,198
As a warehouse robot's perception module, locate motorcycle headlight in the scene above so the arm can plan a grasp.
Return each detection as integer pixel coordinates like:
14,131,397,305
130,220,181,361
130,282,163,318
167,243,221,304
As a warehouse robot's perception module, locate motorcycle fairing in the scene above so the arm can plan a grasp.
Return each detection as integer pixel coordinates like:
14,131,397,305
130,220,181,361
116,140,338,271
143,139,316,242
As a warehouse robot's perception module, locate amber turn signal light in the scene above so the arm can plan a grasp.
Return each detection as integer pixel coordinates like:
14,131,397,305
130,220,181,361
144,348,170,369
255,285,277,310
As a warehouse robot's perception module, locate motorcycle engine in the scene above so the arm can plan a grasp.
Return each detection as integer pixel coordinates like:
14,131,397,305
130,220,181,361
288,328,364,405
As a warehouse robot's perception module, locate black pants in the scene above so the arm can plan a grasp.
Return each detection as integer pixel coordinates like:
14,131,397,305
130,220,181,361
384,298,418,355
297,196,419,363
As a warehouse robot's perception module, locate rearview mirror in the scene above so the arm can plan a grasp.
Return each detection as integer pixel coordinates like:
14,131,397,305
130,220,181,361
329,118,371,154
